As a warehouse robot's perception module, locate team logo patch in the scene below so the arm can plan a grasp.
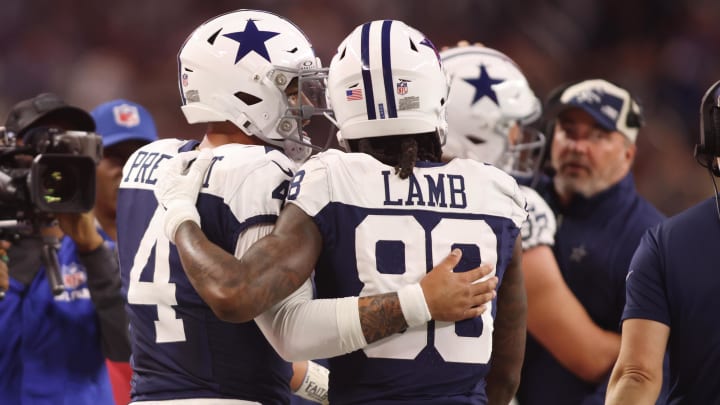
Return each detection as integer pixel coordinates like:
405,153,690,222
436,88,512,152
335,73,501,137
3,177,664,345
396,79,410,95
346,88,363,101
113,104,140,128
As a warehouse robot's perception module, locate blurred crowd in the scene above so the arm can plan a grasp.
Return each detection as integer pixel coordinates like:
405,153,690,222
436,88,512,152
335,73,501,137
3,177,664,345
1,0,719,215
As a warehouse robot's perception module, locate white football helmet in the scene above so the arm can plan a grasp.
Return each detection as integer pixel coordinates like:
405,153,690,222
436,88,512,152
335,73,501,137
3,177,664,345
326,20,449,150
440,45,545,179
177,9,330,161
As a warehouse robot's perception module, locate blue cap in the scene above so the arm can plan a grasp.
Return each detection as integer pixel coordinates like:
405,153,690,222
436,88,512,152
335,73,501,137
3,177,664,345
553,79,643,143
90,99,158,149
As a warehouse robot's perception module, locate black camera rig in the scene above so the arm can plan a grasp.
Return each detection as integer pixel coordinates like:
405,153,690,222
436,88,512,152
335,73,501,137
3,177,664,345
0,126,102,297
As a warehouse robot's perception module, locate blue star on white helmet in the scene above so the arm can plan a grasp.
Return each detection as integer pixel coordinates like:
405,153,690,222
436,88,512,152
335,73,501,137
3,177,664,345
223,19,280,63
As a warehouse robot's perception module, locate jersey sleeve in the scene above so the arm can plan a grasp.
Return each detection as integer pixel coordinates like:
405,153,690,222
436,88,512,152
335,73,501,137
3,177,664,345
223,159,292,221
501,168,529,229
622,226,670,326
520,185,557,251
198,148,295,252
253,281,368,362
285,154,332,217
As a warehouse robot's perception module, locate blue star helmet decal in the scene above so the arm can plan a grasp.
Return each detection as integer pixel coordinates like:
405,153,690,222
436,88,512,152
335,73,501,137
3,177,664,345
223,19,280,63
463,65,504,105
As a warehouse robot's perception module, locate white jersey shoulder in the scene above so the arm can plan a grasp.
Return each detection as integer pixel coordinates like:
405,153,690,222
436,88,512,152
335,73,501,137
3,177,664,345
519,185,556,250
289,150,527,227
201,143,295,221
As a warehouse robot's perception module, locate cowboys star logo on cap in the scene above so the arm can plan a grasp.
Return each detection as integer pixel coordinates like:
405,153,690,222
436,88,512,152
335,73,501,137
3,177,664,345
113,104,140,128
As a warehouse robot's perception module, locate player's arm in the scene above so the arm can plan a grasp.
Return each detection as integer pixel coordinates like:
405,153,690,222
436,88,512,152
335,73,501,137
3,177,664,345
523,244,620,382
255,247,495,362
173,203,319,322
606,229,669,404
485,235,526,405
605,318,668,405
177,204,496,328
164,150,497,326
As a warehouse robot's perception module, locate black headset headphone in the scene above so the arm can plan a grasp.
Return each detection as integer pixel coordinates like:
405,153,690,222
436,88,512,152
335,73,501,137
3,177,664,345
695,79,720,177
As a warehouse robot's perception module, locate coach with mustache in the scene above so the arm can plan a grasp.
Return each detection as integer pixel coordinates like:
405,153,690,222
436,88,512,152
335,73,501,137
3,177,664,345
517,79,668,405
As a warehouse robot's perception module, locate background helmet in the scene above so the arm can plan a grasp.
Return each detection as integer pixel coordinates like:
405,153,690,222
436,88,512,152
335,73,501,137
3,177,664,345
326,20,449,149
178,9,328,159
440,45,544,179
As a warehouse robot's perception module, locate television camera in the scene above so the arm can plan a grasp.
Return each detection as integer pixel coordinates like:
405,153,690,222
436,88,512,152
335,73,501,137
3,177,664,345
0,125,102,297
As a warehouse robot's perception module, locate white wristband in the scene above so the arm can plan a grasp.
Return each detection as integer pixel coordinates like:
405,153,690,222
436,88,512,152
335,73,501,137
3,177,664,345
294,360,329,404
163,200,200,244
397,283,432,328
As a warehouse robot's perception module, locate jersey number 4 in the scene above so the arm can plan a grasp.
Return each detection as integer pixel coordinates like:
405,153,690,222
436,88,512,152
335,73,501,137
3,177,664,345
357,215,497,364
127,207,186,343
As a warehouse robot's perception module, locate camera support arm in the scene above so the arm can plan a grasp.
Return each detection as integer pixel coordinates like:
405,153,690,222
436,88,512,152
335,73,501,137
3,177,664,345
40,235,65,295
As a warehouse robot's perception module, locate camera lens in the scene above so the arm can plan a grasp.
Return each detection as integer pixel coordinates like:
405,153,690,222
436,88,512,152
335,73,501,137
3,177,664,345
30,154,95,213
39,165,77,205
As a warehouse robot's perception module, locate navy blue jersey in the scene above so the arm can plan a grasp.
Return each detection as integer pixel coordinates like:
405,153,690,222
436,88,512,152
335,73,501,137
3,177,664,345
624,196,720,403
117,139,296,403
287,150,526,404
518,174,665,405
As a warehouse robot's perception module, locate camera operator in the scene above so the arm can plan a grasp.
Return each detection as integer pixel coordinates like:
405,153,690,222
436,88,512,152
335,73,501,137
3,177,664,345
0,93,149,405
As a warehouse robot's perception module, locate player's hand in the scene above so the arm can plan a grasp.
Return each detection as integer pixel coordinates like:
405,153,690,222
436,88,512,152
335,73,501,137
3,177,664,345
420,249,497,322
154,149,214,243
56,211,104,252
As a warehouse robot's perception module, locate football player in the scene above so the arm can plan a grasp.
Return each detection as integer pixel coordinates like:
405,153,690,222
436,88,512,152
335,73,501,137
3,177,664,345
117,11,496,405
439,44,621,385
155,19,525,404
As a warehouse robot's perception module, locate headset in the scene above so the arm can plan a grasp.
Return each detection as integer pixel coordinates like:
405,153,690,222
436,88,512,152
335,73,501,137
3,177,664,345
695,79,720,176
694,79,720,223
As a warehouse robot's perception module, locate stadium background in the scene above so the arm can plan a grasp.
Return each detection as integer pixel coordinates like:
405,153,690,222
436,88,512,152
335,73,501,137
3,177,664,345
2,0,719,216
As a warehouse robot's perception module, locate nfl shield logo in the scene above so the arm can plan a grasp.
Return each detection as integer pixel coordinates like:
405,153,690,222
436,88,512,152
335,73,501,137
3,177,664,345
113,104,140,128
397,80,408,95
